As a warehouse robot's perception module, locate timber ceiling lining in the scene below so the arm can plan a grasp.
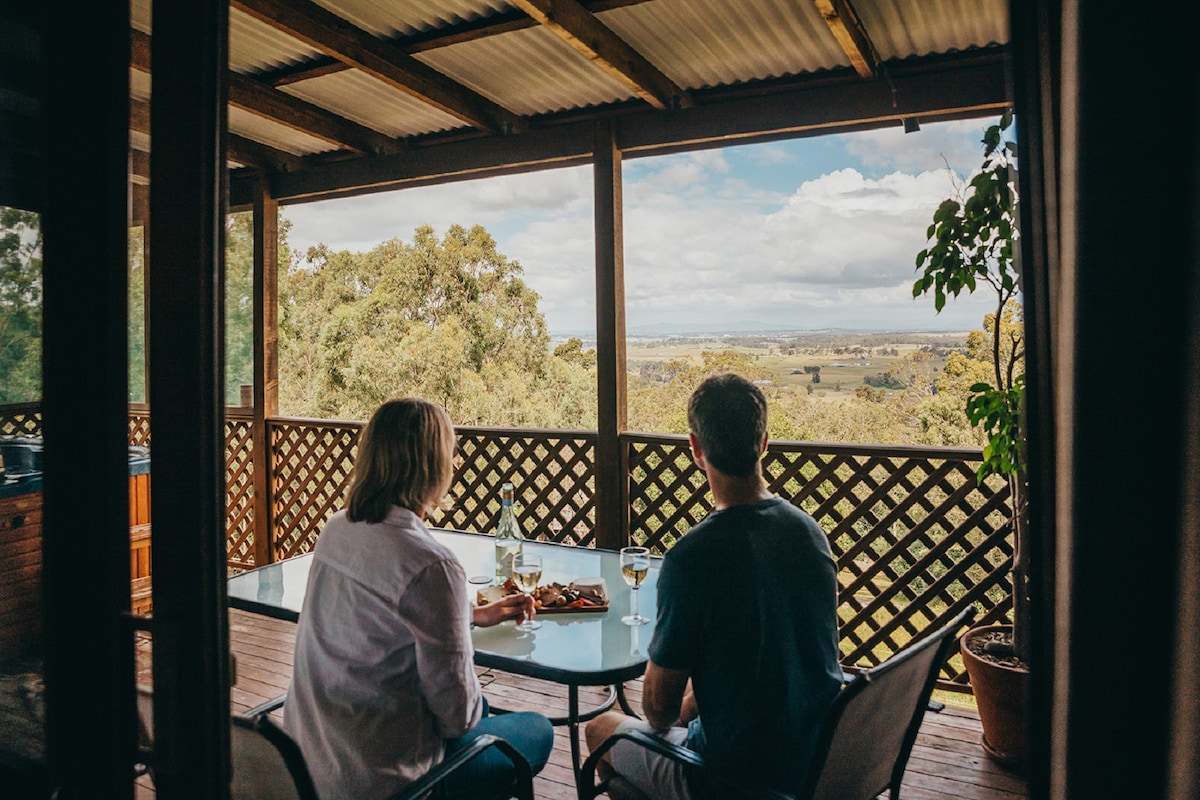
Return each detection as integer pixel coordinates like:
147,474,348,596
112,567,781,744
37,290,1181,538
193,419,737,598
115,0,1011,206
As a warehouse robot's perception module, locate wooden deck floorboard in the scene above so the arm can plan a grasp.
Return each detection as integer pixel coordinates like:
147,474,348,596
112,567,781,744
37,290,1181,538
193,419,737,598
134,609,1027,800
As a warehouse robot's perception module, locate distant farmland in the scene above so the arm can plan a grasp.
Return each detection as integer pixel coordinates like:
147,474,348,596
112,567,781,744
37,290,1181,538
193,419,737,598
625,331,968,400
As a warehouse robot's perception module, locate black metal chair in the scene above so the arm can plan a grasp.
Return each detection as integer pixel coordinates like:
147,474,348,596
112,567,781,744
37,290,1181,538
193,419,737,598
578,607,976,800
140,692,534,800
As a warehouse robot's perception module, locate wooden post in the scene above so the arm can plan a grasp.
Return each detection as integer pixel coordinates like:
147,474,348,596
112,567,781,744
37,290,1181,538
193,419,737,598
147,0,232,796
592,121,628,551
1046,2,1198,797
252,173,279,566
41,2,134,794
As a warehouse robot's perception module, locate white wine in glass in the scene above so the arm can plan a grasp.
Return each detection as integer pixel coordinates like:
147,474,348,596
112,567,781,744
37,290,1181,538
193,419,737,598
619,546,651,626
512,553,543,631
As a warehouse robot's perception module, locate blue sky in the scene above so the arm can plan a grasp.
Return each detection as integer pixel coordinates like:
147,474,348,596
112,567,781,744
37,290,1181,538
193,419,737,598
283,116,1007,337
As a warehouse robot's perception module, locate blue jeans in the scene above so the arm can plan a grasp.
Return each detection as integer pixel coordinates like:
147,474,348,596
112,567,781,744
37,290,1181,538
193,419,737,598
438,698,554,800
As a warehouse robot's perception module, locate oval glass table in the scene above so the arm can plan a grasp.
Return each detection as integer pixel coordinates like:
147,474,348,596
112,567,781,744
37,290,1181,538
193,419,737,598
227,528,662,777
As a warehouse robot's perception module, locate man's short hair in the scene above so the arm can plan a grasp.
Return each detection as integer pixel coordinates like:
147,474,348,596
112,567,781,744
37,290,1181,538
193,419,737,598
687,373,768,477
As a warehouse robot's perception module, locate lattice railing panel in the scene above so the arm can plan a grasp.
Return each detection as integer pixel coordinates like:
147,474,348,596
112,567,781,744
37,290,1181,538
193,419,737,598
268,420,598,557
0,403,41,437
224,417,255,570
128,407,150,446
270,419,362,561
430,427,597,547
627,433,1012,693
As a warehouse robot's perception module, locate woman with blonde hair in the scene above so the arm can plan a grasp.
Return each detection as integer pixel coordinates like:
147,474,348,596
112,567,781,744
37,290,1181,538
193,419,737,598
285,398,554,800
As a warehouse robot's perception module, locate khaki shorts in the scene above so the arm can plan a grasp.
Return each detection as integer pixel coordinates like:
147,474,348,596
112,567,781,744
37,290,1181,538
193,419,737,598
607,718,706,800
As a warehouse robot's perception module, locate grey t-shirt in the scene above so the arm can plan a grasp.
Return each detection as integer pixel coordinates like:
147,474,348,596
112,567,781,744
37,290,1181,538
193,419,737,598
648,496,842,794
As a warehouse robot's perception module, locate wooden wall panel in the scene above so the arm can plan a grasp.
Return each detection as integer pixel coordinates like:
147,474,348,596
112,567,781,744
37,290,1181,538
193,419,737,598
0,491,43,659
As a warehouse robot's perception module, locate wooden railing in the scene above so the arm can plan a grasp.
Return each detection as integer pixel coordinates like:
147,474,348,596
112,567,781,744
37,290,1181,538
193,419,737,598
2,404,1012,692
266,418,598,560
0,402,41,438
628,433,1011,690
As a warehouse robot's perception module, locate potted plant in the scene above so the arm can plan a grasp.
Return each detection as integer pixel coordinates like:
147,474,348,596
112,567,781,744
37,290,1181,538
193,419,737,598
913,111,1029,770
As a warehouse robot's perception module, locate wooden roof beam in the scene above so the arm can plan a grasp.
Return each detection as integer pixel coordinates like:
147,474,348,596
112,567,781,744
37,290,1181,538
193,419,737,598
230,0,527,134
227,134,308,172
813,0,878,78
130,148,150,184
130,99,309,172
264,51,1007,205
227,72,402,156
132,28,401,156
510,0,692,110
263,0,654,86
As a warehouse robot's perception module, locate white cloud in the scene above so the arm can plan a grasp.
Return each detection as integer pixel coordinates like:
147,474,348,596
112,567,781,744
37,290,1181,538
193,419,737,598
279,124,1003,335
283,168,591,257
841,118,993,174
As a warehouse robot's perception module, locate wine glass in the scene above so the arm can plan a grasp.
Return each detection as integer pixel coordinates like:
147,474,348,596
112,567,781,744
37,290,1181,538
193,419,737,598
512,552,543,632
619,546,651,626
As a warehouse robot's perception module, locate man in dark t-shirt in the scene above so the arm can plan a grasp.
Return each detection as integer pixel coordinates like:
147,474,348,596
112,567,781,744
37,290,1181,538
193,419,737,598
585,374,842,799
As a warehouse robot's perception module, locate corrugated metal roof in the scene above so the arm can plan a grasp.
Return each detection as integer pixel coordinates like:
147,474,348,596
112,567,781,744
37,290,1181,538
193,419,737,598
418,25,634,117
281,70,463,137
130,69,150,103
230,7,323,74
854,0,1009,61
130,0,150,33
228,106,342,156
121,0,1011,188
310,0,512,39
601,0,849,90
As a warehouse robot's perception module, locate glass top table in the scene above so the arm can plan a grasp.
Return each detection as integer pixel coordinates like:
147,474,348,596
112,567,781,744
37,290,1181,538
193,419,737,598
226,528,662,776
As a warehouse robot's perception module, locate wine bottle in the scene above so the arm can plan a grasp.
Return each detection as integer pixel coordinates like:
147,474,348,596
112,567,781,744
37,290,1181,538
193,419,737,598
493,482,523,581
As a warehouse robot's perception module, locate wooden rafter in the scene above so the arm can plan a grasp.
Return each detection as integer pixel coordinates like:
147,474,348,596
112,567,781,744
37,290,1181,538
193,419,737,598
510,0,692,110
130,98,150,135
131,28,401,156
227,135,308,172
253,51,1007,206
262,0,653,87
813,0,877,78
130,148,150,184
230,0,526,134
130,98,308,173
227,72,401,155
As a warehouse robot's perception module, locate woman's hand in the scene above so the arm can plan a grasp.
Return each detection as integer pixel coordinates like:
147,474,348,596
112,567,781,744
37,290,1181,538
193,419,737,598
473,591,535,628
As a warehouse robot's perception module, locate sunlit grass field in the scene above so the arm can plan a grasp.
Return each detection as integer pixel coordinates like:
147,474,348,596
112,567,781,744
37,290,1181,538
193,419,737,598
626,332,968,399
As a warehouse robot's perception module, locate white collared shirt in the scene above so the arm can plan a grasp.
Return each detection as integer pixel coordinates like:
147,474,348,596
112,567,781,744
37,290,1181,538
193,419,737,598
284,506,482,800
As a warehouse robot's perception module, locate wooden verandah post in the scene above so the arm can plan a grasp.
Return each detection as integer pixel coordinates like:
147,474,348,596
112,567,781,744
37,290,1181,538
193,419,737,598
592,120,629,551
251,174,279,566
146,0,232,795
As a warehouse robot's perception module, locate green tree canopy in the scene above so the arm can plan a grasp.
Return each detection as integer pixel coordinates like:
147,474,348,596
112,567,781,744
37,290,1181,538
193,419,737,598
279,223,593,427
0,207,42,403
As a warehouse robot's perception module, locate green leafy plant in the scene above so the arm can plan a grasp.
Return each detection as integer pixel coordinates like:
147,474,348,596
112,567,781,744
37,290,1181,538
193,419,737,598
914,111,1029,662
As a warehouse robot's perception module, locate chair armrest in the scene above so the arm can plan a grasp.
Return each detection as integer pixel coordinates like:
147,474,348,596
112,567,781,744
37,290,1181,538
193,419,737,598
578,730,706,800
387,733,533,800
578,730,795,800
241,692,288,720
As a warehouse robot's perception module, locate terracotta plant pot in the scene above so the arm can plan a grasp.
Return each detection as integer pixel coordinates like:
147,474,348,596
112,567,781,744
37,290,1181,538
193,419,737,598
960,624,1029,771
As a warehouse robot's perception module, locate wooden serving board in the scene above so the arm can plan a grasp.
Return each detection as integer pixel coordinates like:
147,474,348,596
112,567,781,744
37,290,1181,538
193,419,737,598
535,601,608,614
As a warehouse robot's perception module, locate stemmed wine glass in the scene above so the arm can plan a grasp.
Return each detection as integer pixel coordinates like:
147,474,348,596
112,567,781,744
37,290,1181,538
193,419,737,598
512,552,543,632
619,546,650,626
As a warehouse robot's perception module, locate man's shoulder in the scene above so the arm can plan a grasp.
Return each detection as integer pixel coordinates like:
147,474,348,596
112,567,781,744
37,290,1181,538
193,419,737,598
684,497,819,536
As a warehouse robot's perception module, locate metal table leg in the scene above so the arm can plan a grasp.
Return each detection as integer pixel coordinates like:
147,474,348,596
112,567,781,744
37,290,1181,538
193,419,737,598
491,682,625,780
568,685,581,780
616,682,639,718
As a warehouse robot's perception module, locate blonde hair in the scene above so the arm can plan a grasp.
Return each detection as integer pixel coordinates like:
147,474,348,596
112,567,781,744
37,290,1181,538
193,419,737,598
345,398,456,523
